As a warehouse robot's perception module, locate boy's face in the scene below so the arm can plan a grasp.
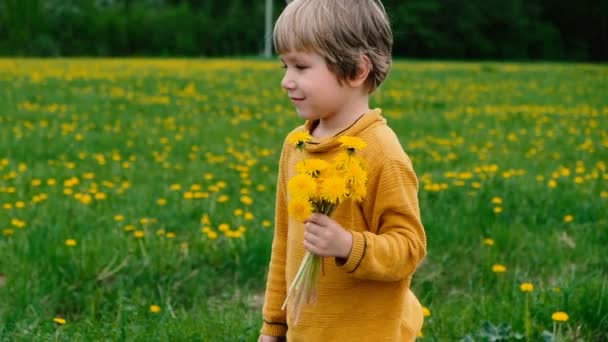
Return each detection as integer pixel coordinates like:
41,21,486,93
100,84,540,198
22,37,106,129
279,51,353,122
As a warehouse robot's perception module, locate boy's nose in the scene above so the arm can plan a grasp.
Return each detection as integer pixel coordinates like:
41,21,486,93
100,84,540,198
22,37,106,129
281,74,296,90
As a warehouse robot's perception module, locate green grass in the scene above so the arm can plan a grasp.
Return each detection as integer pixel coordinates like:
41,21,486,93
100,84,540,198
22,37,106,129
0,58,606,341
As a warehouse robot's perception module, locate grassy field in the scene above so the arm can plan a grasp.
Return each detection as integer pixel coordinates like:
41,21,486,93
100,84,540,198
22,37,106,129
0,58,606,341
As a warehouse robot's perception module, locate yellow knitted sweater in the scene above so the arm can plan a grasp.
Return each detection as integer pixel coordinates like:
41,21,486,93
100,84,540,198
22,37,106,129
261,109,427,341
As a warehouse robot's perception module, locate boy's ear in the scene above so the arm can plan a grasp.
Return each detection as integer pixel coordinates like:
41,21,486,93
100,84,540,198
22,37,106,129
347,54,372,88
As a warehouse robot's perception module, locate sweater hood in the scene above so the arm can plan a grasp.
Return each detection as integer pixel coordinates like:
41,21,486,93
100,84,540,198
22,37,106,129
300,108,386,153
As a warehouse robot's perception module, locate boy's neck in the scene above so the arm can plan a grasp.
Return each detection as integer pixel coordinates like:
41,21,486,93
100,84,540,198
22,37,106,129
310,97,370,139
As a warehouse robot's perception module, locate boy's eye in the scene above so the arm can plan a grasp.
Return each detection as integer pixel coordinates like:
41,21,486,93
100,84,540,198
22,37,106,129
295,65,308,70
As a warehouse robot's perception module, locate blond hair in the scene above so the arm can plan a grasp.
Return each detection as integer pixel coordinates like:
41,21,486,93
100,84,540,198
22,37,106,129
274,0,393,92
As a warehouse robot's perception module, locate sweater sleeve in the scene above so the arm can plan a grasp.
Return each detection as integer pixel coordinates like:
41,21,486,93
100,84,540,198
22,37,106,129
337,156,427,281
260,146,289,337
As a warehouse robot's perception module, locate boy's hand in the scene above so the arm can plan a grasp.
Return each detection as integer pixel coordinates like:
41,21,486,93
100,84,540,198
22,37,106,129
258,335,286,342
304,213,353,259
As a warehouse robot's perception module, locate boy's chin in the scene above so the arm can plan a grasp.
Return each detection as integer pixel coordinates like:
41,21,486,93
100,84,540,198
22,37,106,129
295,109,319,121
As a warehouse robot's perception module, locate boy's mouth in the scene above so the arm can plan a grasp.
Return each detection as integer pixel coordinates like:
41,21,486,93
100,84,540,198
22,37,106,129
290,97,305,102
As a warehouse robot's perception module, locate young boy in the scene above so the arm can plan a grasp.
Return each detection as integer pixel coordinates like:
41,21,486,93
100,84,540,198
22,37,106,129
260,0,427,341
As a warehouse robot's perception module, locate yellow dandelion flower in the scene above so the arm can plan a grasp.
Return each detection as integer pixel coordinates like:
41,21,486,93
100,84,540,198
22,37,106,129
170,184,181,191
296,159,331,178
288,174,317,198
166,232,176,239
492,264,507,273
422,306,431,317
493,206,503,214
217,195,229,203
520,282,534,292
2,228,15,236
319,176,348,204
65,239,77,247
551,311,569,322
150,305,161,313
134,230,145,238
288,198,313,222
563,215,573,223
491,196,503,204
124,225,135,232
218,223,230,231
53,317,66,325
483,238,495,246
240,196,253,205
338,136,367,152
287,131,312,149
262,220,272,228
157,198,167,206
349,182,368,202
244,212,254,220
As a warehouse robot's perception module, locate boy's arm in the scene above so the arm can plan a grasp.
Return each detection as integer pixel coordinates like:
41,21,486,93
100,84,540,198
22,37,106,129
260,148,289,337
336,156,427,281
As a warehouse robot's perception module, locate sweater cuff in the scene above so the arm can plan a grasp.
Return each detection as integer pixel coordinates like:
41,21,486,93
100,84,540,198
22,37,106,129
261,320,288,337
336,231,366,273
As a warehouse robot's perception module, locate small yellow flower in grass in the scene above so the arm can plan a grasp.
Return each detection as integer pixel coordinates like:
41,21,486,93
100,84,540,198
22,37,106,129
115,214,125,222
170,184,181,191
134,230,145,238
288,131,313,149
124,225,135,232
217,195,229,203
551,311,569,322
338,136,367,152
244,212,254,221
288,198,313,222
492,264,507,273
156,229,166,236
156,198,167,206
65,239,77,247
256,184,266,192
553,287,561,293
262,220,272,228
218,223,230,232
53,317,66,325
166,232,176,239
150,305,161,313
240,196,253,205
422,306,431,317
483,238,495,246
491,196,503,204
563,215,573,223
417,331,424,337
601,191,608,198
548,180,557,188
15,201,25,208
493,206,503,214
520,282,534,292
2,228,14,236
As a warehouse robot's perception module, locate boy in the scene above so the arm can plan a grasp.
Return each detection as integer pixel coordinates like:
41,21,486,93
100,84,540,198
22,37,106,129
260,0,427,341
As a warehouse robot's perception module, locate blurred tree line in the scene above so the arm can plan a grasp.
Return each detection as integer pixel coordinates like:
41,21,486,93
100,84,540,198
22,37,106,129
0,0,606,60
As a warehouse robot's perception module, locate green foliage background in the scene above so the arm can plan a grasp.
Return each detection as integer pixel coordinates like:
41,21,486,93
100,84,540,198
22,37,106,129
0,0,606,60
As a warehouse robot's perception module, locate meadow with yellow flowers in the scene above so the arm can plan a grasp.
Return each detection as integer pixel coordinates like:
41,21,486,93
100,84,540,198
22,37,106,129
0,59,606,341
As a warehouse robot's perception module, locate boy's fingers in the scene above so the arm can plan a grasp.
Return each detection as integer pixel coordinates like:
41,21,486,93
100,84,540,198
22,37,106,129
307,213,330,225
305,222,322,235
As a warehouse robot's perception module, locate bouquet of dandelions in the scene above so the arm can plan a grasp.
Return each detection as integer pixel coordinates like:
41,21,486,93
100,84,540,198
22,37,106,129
281,131,368,322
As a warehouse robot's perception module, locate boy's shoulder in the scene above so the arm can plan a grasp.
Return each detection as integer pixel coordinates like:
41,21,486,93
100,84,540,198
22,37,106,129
359,121,409,163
